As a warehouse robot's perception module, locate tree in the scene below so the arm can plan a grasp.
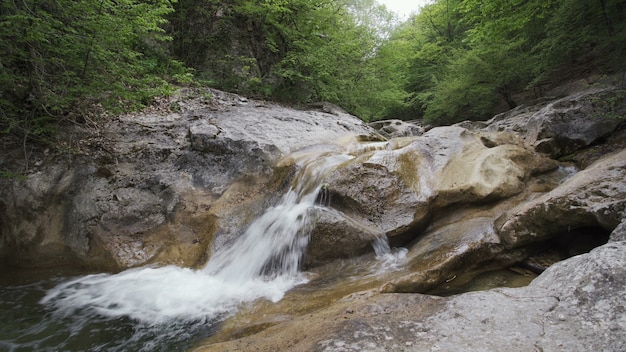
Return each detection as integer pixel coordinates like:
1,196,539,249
0,0,184,142
392,0,468,122
167,0,403,120
533,0,626,82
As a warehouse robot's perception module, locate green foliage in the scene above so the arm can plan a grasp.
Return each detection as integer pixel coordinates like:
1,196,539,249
422,50,499,124
533,0,626,82
393,0,626,125
3,0,625,138
167,0,406,120
0,0,185,142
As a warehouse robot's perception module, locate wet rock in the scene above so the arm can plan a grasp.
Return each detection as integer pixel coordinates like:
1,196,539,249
497,149,626,249
305,208,381,267
368,119,424,139
380,217,504,293
322,126,556,247
0,89,374,269
193,241,626,352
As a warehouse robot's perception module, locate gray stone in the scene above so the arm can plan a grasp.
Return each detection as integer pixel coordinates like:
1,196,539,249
0,88,375,269
193,242,626,352
306,208,381,267
610,219,626,242
368,119,424,139
480,85,625,158
498,149,626,249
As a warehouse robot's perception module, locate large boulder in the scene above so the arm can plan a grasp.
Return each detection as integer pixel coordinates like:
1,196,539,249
497,149,626,249
309,126,557,260
379,217,505,293
477,84,625,158
304,208,381,267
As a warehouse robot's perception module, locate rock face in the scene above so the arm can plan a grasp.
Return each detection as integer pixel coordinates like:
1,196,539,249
0,89,374,269
368,119,424,139
1,83,624,275
192,81,625,351
498,149,626,249
307,126,556,267
472,84,626,158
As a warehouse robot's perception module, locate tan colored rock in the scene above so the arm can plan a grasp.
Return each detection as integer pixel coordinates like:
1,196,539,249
380,217,503,293
318,126,557,254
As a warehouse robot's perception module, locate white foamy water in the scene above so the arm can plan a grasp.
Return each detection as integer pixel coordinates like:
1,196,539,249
41,266,299,324
40,143,358,327
371,236,408,273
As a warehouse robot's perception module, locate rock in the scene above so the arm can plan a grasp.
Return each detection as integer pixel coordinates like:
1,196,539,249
305,208,381,267
368,119,424,139
380,217,504,293
498,149,626,249
189,120,221,152
610,219,626,242
192,241,626,352
321,126,557,247
480,85,625,158
308,101,348,115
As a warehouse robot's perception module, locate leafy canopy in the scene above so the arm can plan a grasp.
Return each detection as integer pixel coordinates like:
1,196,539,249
0,0,187,141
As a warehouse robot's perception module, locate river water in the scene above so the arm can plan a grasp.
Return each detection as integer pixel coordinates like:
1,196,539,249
0,138,404,351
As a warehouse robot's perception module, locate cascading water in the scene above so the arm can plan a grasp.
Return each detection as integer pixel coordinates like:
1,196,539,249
11,140,375,351
371,236,408,273
0,137,408,351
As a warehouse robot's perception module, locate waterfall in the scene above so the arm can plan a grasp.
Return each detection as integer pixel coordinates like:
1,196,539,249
40,144,355,328
371,236,408,273
202,152,352,282
20,137,412,351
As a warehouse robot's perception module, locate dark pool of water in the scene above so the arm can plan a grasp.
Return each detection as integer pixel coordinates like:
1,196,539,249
427,267,537,297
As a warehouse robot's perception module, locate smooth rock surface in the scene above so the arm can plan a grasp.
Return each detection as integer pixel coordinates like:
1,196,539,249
193,241,626,352
318,126,556,248
478,84,625,158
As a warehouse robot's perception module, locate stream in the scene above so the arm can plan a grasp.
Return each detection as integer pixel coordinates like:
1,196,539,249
0,139,405,351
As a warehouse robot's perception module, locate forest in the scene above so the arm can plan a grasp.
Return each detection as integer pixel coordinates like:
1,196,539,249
1,0,625,143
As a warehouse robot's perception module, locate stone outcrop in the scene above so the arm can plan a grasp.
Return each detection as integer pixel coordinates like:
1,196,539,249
190,80,626,351
2,78,625,352
498,149,626,249
0,88,374,269
466,84,626,158
308,126,557,266
368,119,423,139
1,83,624,276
